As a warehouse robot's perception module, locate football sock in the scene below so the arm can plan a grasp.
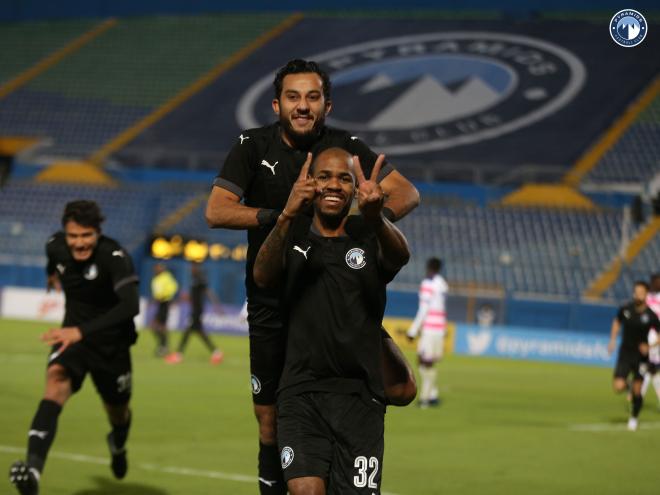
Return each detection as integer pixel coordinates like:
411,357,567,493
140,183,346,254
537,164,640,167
652,374,660,401
110,410,131,450
26,399,62,472
178,329,193,353
641,373,651,396
419,366,436,402
632,394,643,418
258,442,286,495
197,331,216,353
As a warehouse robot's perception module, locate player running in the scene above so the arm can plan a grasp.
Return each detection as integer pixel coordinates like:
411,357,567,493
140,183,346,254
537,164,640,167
9,200,139,494
608,280,660,431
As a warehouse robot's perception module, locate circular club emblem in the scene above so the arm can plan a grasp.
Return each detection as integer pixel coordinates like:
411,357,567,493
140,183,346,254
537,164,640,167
250,375,262,395
281,446,294,469
83,263,98,280
610,10,647,47
345,248,366,270
237,32,585,155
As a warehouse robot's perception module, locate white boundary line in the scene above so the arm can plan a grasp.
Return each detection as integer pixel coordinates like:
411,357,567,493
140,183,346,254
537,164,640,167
568,421,660,432
0,445,402,494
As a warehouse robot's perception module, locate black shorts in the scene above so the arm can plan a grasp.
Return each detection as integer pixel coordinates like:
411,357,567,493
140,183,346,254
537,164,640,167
249,324,286,405
48,342,132,405
155,301,170,325
614,349,644,381
277,391,385,494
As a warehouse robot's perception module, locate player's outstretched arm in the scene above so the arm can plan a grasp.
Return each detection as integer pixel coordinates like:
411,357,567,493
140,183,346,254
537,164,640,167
60,283,139,345
608,317,620,355
206,187,264,229
254,154,316,289
379,169,420,221
407,298,430,341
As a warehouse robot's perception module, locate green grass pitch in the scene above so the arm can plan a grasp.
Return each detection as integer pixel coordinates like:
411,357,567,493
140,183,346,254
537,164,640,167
1,318,658,495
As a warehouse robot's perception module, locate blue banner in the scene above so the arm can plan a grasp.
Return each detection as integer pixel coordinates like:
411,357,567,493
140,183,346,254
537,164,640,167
454,323,616,367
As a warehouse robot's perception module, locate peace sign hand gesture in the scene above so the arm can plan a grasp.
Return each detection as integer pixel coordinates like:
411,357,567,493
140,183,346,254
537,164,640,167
282,153,318,219
354,154,385,223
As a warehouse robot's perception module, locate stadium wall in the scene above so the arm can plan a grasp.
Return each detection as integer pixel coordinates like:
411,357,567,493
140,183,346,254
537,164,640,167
387,289,617,334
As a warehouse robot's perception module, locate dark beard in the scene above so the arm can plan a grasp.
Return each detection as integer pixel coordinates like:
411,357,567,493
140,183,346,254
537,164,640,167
280,114,325,150
316,199,352,228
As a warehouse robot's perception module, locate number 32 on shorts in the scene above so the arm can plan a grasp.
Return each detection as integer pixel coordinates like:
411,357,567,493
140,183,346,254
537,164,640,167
353,456,379,489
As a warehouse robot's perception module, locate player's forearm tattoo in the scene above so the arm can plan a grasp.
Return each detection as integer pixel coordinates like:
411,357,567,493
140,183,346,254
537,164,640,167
254,219,290,288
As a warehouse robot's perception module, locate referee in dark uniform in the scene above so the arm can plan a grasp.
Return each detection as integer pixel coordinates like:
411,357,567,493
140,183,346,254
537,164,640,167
608,280,660,431
9,200,139,495
206,59,418,493
253,148,410,494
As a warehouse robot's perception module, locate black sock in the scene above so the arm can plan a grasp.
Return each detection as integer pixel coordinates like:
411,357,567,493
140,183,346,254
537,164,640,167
110,410,131,451
197,330,217,353
27,399,62,473
178,329,192,353
632,394,643,418
258,442,286,495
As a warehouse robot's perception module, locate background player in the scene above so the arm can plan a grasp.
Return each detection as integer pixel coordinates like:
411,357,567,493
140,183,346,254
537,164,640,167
253,148,410,494
607,280,660,431
407,257,449,408
150,263,178,357
165,262,224,365
641,273,660,406
9,200,139,494
206,58,418,494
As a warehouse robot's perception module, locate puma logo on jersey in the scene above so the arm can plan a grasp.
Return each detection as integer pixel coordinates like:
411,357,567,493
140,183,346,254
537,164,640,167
56,263,65,274
112,250,124,257
260,159,278,175
239,134,249,144
28,429,49,439
293,245,311,259
351,136,358,140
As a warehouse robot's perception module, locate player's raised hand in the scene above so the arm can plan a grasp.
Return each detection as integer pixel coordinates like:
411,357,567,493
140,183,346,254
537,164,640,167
354,154,385,222
282,153,317,218
41,326,82,353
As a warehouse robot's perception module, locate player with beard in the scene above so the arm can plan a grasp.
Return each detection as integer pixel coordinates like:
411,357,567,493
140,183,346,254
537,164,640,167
9,200,139,494
608,280,660,431
206,59,418,494
253,148,410,494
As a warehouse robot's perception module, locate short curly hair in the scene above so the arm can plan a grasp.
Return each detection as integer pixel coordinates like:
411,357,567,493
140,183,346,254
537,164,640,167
273,59,331,101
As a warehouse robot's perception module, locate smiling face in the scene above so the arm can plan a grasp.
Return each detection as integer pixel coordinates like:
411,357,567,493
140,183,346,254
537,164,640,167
64,220,99,262
273,72,331,149
311,148,356,220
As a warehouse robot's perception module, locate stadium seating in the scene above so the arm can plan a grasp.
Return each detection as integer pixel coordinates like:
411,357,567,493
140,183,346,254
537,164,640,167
585,94,660,185
393,197,624,299
0,181,157,258
0,14,290,160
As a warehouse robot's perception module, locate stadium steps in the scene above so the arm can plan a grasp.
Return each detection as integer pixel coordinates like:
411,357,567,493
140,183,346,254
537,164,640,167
0,13,299,165
89,13,303,167
583,215,660,300
564,76,660,187
0,18,99,90
0,19,116,102
153,193,208,235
